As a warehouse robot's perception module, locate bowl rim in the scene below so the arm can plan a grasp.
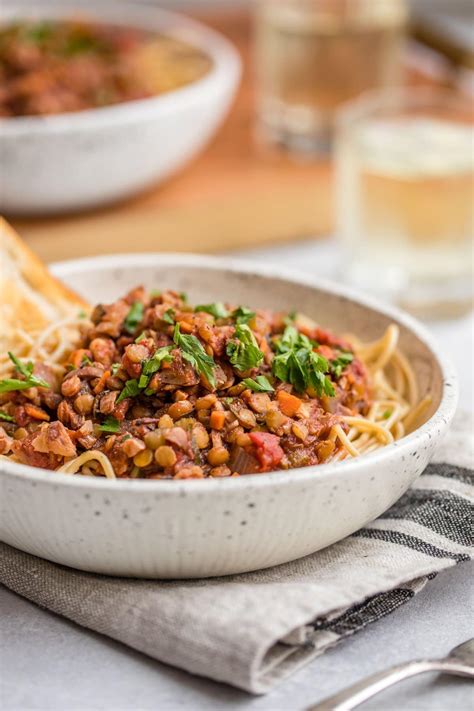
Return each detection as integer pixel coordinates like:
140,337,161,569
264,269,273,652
0,252,458,493
0,0,241,136
0,252,458,496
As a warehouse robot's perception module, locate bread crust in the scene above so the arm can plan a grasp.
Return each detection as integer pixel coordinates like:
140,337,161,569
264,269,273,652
0,217,89,347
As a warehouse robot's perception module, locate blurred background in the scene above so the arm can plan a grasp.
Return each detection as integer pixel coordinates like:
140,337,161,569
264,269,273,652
2,0,473,320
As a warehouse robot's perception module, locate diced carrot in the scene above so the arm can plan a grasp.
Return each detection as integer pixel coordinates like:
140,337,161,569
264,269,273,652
259,338,268,354
210,410,226,430
178,320,193,334
24,404,50,421
67,349,92,368
277,390,302,417
94,370,110,395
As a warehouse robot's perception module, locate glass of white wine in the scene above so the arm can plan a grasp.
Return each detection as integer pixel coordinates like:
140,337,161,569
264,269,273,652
254,0,408,154
335,88,474,318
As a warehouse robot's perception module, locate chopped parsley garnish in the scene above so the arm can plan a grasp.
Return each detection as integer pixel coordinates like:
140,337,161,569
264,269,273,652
138,374,148,388
226,324,264,372
330,352,354,379
81,354,92,366
382,409,392,419
77,309,88,319
0,353,50,394
135,333,146,343
124,301,144,334
242,375,274,393
162,308,176,325
98,416,121,434
111,363,121,376
195,302,229,319
25,22,53,44
283,310,297,326
116,346,173,401
116,378,141,404
141,347,173,379
271,326,334,396
63,33,103,56
231,306,256,325
173,324,216,388
150,290,161,298
179,292,188,303
0,411,14,422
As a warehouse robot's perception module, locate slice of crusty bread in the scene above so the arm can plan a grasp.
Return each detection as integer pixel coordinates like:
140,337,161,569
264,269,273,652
0,217,89,351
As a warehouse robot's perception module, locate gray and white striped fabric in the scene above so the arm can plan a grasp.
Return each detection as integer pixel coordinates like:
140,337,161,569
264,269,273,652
1,416,472,694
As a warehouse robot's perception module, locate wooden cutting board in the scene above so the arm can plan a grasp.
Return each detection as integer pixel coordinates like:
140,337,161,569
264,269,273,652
10,10,332,264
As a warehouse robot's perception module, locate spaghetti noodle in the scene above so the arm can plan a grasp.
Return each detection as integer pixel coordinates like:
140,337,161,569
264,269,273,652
0,287,430,479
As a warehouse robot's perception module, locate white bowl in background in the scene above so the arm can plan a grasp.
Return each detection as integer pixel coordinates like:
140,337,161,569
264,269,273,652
0,1,241,214
0,254,458,578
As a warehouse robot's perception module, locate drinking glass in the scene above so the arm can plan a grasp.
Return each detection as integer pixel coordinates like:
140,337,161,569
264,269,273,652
254,0,408,154
335,88,474,317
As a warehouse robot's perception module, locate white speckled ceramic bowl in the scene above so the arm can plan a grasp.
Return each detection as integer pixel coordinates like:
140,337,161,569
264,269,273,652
0,1,240,214
0,255,458,578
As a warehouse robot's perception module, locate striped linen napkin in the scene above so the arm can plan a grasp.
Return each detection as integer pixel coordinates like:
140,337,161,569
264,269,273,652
1,414,472,694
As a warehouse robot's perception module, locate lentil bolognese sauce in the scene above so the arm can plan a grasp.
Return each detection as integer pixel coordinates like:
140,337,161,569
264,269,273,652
0,287,430,479
0,20,212,118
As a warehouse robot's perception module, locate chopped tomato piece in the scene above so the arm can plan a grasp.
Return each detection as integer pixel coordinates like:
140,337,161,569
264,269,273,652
248,432,284,472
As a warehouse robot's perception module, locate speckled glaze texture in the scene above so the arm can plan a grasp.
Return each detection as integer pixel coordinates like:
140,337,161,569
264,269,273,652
0,1,240,214
0,255,458,578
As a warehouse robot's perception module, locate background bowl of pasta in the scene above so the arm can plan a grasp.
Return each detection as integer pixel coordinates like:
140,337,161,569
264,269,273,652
0,0,241,214
0,253,458,578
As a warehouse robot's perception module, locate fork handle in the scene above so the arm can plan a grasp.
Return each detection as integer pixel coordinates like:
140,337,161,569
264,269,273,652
306,659,474,711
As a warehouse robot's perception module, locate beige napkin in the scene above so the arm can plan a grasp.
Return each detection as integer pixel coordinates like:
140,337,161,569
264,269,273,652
1,416,472,694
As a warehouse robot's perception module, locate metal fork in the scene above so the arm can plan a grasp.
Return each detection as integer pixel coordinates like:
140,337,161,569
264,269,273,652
307,639,474,711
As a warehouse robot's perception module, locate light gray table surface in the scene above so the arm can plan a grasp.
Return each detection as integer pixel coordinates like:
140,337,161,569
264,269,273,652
1,239,473,711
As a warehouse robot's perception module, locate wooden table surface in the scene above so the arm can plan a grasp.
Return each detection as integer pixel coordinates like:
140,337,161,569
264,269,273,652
11,9,332,264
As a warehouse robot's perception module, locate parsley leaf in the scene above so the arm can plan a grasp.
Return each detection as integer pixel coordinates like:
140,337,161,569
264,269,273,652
116,347,173,400
242,375,274,393
116,378,141,404
179,292,188,303
283,309,297,326
382,409,392,419
231,306,256,325
98,416,121,434
195,302,229,319
226,324,264,372
173,324,216,387
307,351,334,397
0,353,51,393
142,347,173,379
135,333,146,343
0,411,14,422
271,327,334,396
162,308,175,325
111,363,121,375
124,301,144,334
63,32,104,56
330,352,354,379
272,349,307,392
25,22,53,44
